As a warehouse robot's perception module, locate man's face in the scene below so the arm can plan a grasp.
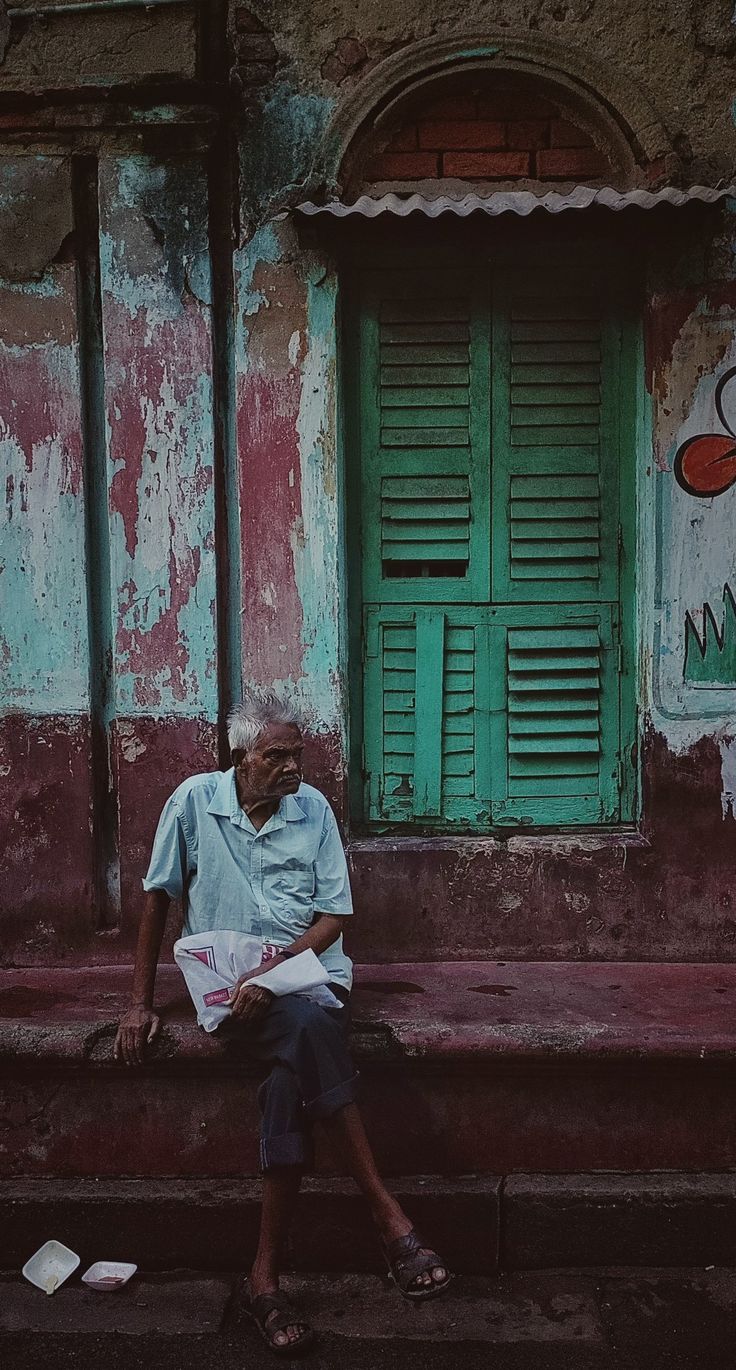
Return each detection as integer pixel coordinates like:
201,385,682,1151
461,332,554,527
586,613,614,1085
233,722,304,803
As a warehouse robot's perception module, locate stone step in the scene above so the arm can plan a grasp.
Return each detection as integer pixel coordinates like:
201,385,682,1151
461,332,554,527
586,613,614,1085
2,1268,736,1369
4,1173,736,1274
4,960,736,1176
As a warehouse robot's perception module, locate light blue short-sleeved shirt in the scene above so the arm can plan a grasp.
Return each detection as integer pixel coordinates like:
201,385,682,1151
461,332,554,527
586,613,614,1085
143,770,353,991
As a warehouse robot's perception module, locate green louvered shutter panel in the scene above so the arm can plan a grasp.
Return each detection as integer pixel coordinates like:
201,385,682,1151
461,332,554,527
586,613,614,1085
359,269,490,605
491,270,620,604
355,258,634,831
363,606,491,825
488,605,621,826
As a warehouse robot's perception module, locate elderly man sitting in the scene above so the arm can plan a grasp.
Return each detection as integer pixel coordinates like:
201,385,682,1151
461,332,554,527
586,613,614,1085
115,690,450,1355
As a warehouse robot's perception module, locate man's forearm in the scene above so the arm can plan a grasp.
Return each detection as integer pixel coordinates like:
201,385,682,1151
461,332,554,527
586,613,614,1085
257,913,344,972
130,888,170,1008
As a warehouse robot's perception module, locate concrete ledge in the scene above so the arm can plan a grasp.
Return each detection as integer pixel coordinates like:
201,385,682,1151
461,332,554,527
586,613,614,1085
1,1175,500,1275
5,1173,736,1274
6,963,736,1176
504,1173,736,1268
4,960,736,1068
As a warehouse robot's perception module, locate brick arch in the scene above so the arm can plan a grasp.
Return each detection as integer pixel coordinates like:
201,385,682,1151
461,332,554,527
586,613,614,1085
319,32,676,198
344,72,624,195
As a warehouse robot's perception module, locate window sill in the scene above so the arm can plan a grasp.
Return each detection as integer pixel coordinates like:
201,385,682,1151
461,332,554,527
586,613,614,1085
347,830,651,856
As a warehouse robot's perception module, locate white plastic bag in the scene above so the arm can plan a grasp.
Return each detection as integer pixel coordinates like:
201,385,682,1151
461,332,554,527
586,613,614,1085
174,931,339,1032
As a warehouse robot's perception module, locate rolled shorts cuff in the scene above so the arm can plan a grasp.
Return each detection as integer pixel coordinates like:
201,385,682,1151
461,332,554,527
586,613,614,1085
303,1071,359,1122
259,1131,314,1172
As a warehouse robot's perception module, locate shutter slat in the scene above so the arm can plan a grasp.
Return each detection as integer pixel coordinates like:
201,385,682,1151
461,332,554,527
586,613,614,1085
382,386,469,407
512,404,601,426
510,736,599,755
513,540,599,561
509,650,600,670
513,363,601,385
384,519,470,541
382,365,470,385
512,320,600,342
383,536,470,556
512,519,599,539
513,714,600,734
512,385,600,406
382,406,469,429
382,427,468,447
384,500,470,521
511,425,601,447
381,323,469,343
512,342,600,363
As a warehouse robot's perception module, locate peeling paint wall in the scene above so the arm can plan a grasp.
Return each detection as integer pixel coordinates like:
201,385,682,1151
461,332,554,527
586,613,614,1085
644,208,736,829
234,219,346,803
0,163,97,949
0,267,88,710
0,149,219,958
2,1,736,965
99,155,217,717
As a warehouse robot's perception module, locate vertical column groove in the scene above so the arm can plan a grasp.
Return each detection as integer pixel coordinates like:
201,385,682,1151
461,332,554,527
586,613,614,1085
73,155,120,928
208,124,243,766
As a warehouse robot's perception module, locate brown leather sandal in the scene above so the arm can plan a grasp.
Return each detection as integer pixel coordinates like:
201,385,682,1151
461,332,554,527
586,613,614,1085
383,1228,453,1301
243,1285,315,1357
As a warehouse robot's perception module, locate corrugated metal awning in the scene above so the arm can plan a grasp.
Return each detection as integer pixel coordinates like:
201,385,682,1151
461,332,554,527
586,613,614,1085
297,185,735,219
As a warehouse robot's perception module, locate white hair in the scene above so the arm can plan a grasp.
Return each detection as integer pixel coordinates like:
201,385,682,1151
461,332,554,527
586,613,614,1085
227,688,304,755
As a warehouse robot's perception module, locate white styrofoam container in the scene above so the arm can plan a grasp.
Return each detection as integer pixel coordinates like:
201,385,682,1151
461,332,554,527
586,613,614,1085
81,1261,137,1291
22,1240,80,1294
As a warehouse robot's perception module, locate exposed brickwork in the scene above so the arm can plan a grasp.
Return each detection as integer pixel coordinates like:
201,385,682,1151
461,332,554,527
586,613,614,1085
443,151,530,178
417,119,505,150
321,35,368,84
537,146,610,177
362,83,615,184
231,6,279,102
369,151,439,178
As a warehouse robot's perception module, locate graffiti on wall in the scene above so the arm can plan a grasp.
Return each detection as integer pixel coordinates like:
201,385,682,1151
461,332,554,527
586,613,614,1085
674,366,736,498
684,584,736,687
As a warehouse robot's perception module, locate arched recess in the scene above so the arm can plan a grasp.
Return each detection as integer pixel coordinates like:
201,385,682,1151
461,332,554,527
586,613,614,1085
316,31,677,198
327,33,651,837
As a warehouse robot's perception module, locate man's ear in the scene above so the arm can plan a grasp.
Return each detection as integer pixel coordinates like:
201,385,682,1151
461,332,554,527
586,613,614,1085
232,748,245,769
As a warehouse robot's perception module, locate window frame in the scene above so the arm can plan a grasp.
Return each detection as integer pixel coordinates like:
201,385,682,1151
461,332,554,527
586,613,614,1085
341,227,641,836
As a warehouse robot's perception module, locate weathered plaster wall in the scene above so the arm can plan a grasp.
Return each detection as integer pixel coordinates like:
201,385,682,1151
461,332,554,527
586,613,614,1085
1,150,219,960
0,154,97,953
98,154,220,935
244,0,736,194
2,3,736,965
645,208,736,790
0,3,199,91
99,155,217,718
234,218,347,809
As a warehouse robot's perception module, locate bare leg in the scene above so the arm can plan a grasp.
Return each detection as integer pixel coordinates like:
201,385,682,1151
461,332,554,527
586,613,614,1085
321,1103,447,1289
249,1166,308,1347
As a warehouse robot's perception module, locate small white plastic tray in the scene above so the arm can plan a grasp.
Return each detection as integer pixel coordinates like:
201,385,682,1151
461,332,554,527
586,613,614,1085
22,1240,80,1294
82,1261,137,1291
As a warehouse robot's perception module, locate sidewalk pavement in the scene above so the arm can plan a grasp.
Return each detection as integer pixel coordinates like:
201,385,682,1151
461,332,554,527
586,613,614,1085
0,1267,731,1369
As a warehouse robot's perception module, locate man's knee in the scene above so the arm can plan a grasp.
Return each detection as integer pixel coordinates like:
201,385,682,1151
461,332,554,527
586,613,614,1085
279,995,344,1046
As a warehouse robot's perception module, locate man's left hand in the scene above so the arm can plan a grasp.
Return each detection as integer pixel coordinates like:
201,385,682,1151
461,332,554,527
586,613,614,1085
227,980,273,1022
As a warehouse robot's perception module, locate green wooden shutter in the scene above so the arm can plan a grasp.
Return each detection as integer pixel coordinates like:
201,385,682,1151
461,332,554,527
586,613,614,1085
363,606,491,826
359,269,490,605
354,257,634,832
488,605,621,826
491,271,620,604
